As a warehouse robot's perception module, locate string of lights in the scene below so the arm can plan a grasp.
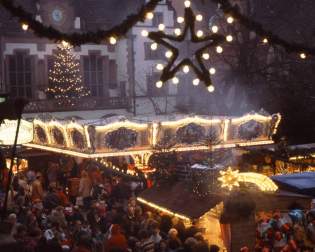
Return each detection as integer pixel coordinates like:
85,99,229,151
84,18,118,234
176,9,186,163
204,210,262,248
211,0,315,59
0,0,161,46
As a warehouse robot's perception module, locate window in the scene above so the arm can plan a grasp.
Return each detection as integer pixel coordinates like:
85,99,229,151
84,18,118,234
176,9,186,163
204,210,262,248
144,42,163,60
147,73,168,97
152,12,163,27
109,60,117,89
7,51,33,98
83,54,104,96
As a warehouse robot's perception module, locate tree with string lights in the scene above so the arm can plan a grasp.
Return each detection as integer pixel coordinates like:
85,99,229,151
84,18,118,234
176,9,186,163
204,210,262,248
46,41,90,107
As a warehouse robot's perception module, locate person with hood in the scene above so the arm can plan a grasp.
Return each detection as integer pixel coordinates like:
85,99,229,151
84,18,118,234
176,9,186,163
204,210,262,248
104,224,128,252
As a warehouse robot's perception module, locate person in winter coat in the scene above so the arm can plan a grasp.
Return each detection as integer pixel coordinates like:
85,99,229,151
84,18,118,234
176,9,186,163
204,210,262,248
104,224,128,252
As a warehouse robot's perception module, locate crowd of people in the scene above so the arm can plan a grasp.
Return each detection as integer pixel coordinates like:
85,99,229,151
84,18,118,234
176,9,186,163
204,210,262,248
0,159,221,252
256,209,315,251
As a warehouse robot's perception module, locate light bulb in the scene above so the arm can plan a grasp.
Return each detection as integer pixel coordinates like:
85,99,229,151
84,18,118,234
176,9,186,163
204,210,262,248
226,35,233,42
21,23,29,31
196,14,203,21
156,64,164,71
156,81,163,88
165,50,173,58
146,12,154,20
177,17,184,24
158,24,165,31
109,36,117,45
227,16,234,24
183,65,190,73
209,67,216,75
300,53,306,59
192,79,200,86
196,30,204,37
208,85,215,92
151,43,158,50
263,38,268,44
174,28,181,36
184,0,191,8
211,25,219,33
172,77,179,84
216,46,223,54
202,53,210,60
141,30,149,37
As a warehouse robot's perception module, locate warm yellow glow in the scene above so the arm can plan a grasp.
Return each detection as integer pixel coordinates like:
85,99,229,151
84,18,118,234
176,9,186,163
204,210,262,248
174,28,181,36
202,53,210,60
226,35,233,42
48,120,70,147
300,53,306,59
208,85,215,93
216,46,223,54
161,117,221,127
96,120,148,131
165,50,173,58
151,43,158,50
109,36,117,45
196,14,203,21
156,81,163,88
192,78,200,86
34,119,51,144
137,197,191,221
156,63,164,71
289,154,315,161
172,76,179,84
177,17,184,24
223,119,229,141
61,40,70,48
141,30,149,37
146,12,154,20
182,65,190,73
218,167,278,192
231,113,272,124
218,167,240,191
196,30,204,37
158,24,165,31
152,123,159,146
184,0,191,8
209,67,216,75
21,23,29,31
211,25,219,33
0,120,33,145
272,113,282,135
263,38,268,44
227,16,234,24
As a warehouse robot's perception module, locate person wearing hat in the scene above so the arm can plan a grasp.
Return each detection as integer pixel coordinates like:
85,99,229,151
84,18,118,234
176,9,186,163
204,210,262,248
31,173,44,203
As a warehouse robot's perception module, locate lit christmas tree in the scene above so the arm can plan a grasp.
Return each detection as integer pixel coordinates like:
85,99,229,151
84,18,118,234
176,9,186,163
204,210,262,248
46,41,90,107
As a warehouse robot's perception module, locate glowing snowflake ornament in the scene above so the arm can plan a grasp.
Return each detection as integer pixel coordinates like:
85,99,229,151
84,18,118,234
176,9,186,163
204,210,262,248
218,167,240,191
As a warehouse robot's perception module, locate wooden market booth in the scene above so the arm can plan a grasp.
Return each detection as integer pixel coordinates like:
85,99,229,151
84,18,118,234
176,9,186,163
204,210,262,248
137,179,311,252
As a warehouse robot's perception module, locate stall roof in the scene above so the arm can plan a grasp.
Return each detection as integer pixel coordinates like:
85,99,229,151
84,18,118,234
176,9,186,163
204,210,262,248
272,172,315,196
139,182,224,219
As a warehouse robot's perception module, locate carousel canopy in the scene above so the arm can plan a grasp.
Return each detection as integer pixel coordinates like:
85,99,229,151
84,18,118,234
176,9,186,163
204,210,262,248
23,112,281,158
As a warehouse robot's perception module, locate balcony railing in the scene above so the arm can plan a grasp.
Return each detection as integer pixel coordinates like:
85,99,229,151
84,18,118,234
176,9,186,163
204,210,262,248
24,96,130,113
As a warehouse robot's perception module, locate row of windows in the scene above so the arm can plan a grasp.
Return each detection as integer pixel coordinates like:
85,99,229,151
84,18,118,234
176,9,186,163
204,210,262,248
6,52,169,98
7,52,119,98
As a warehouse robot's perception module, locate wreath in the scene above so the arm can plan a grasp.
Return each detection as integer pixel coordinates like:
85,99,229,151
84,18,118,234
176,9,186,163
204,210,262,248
0,0,161,46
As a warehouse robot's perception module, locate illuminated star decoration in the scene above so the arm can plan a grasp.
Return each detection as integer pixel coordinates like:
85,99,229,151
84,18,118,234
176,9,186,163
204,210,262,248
148,6,225,91
218,167,240,191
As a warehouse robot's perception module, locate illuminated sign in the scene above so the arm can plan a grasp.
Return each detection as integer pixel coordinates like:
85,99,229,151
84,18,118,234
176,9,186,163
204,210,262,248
0,119,33,145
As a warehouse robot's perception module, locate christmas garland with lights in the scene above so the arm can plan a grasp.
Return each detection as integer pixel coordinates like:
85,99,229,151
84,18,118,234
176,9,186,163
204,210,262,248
0,0,161,46
211,0,315,57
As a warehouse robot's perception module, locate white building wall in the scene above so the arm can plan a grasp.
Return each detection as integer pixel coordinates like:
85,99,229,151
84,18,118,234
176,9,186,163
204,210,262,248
132,1,178,115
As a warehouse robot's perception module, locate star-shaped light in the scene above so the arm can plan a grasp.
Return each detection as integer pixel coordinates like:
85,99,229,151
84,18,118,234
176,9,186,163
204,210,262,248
218,167,240,191
148,6,225,89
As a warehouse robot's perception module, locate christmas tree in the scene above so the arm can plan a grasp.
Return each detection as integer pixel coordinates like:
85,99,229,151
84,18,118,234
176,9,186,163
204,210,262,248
46,41,90,107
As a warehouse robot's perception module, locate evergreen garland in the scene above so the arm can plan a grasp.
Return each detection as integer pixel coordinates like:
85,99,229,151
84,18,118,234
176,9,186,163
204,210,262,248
0,0,161,46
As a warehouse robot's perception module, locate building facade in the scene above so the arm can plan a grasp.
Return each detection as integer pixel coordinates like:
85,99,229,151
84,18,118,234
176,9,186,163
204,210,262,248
0,0,180,119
